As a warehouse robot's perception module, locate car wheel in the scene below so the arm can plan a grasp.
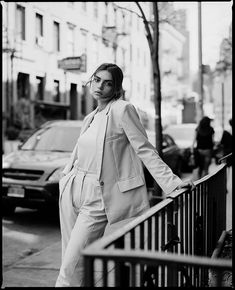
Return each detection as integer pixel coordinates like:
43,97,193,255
2,202,16,216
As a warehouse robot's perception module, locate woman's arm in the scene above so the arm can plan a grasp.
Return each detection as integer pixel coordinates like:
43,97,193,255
121,103,193,194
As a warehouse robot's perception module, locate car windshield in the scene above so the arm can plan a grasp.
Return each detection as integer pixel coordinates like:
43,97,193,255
21,126,81,152
165,126,196,141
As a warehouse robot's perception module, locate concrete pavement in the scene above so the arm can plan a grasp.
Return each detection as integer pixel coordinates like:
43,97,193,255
2,164,232,288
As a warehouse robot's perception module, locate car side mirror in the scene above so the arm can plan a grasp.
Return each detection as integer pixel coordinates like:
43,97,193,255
162,141,168,149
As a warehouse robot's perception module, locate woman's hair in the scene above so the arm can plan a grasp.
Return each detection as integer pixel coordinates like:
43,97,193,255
87,63,124,99
197,116,212,135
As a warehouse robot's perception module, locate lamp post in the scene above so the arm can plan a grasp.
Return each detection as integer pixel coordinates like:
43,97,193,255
215,60,226,130
198,2,204,121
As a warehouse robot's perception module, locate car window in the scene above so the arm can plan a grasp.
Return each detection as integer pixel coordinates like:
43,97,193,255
165,126,196,141
21,126,81,152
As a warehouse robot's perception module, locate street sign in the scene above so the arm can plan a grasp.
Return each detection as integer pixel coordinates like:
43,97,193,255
58,54,86,72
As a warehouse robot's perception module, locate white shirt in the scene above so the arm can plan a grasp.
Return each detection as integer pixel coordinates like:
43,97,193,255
76,110,106,172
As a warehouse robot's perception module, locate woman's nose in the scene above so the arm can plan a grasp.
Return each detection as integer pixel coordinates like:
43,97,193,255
97,82,104,90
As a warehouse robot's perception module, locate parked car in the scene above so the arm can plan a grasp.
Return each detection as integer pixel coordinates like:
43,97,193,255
144,130,183,189
2,121,182,215
2,120,83,215
163,123,197,172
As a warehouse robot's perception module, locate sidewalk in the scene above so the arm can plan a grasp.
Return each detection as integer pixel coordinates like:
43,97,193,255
2,241,61,287
2,165,232,288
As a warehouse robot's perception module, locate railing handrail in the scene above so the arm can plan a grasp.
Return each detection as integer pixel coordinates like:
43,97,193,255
82,248,232,270
85,197,173,250
218,152,232,164
84,163,226,251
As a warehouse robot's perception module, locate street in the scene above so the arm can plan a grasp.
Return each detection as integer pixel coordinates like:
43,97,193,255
2,207,60,274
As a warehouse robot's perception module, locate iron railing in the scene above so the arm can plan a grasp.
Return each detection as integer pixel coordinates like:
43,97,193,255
82,163,232,287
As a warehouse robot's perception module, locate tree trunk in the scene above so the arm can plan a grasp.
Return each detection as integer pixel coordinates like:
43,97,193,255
136,2,163,202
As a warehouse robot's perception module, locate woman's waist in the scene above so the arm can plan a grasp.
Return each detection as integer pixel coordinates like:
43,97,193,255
72,159,97,176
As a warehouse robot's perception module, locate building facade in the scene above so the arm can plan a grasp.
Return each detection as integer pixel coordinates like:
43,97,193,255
212,22,232,132
2,2,188,136
2,2,152,132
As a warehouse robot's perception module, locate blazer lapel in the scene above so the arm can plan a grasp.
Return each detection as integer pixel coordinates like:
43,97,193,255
80,107,99,135
96,100,114,180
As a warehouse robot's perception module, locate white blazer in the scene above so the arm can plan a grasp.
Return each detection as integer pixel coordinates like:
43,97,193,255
62,99,182,224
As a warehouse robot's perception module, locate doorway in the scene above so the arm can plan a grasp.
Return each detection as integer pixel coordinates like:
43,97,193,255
70,83,78,120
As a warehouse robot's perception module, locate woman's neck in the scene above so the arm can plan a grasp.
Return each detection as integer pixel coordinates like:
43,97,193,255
97,100,110,112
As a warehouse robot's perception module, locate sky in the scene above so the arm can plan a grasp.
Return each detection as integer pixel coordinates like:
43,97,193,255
173,1,232,73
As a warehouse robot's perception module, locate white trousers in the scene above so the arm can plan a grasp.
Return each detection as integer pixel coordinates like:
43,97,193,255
55,168,108,287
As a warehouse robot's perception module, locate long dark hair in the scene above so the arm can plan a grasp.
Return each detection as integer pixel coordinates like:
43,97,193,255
87,63,124,99
197,116,213,135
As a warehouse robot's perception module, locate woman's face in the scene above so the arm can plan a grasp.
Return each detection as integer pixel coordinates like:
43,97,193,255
90,70,114,103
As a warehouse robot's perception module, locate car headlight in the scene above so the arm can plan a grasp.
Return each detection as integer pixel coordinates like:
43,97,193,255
2,157,10,168
48,168,63,182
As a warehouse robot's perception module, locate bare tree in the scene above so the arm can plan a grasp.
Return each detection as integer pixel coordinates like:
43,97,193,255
135,2,164,201
135,2,163,157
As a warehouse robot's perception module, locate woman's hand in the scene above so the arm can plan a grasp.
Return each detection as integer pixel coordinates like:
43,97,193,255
175,179,195,191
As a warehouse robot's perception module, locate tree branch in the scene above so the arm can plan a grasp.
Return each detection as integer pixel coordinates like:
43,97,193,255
152,2,159,64
135,2,153,55
113,2,143,19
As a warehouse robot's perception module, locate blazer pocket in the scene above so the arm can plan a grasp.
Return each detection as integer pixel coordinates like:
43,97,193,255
117,175,145,193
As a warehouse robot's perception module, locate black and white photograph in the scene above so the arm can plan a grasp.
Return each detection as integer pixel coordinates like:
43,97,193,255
2,1,232,287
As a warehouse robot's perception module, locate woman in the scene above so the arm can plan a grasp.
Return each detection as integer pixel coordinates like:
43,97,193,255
192,116,215,178
55,63,194,287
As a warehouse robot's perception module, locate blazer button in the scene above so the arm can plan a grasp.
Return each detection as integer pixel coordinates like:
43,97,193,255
100,181,104,186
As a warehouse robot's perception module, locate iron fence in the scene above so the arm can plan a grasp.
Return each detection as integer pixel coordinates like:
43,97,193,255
82,163,232,287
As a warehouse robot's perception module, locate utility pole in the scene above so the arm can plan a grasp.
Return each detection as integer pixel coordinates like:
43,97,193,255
198,2,204,121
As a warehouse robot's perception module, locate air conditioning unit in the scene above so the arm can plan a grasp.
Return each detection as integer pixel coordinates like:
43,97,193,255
36,36,44,47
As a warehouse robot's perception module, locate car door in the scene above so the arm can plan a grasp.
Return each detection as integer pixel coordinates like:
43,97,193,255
162,134,181,175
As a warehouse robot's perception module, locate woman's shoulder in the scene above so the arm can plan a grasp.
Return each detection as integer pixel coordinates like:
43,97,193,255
111,99,136,112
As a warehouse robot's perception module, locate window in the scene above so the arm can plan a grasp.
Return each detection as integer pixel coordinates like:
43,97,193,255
122,12,126,31
53,21,60,52
92,36,99,65
80,30,87,55
129,13,132,27
93,2,98,18
16,5,25,40
35,76,44,101
67,2,74,8
137,16,139,31
130,44,132,61
104,2,108,24
81,85,87,115
81,2,87,12
53,80,60,102
137,82,140,97
143,84,147,99
35,13,43,45
67,24,75,55
122,48,125,71
137,48,140,66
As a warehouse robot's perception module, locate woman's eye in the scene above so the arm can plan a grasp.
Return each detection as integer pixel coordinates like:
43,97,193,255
106,82,113,87
93,77,99,83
